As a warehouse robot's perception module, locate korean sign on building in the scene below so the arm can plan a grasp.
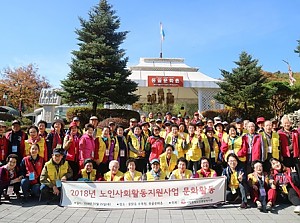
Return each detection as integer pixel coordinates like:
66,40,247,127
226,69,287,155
61,177,226,209
148,76,184,87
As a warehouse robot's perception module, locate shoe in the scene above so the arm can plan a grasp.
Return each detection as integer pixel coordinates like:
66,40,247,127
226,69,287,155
3,194,10,200
256,201,262,211
294,205,300,213
21,197,28,204
240,202,248,209
266,202,272,211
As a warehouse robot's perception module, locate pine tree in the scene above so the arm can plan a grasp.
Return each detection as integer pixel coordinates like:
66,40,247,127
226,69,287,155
295,39,300,56
60,0,139,114
214,51,268,119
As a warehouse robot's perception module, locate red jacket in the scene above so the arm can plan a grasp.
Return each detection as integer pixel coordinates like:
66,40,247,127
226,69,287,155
0,165,19,188
272,168,300,198
65,134,81,162
238,133,264,161
22,156,44,185
278,129,299,158
0,136,8,162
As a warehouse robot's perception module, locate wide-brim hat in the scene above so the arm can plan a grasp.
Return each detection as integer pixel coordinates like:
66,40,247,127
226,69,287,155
52,119,65,129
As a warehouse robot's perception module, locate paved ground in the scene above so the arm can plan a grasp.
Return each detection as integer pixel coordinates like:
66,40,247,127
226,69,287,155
0,197,299,223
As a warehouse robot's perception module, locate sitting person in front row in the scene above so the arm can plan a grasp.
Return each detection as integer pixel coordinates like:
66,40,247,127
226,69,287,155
222,153,248,209
169,157,193,180
78,159,100,181
146,158,166,181
40,148,73,201
247,160,269,211
124,158,142,181
0,154,22,204
103,160,124,181
267,158,300,213
196,157,217,178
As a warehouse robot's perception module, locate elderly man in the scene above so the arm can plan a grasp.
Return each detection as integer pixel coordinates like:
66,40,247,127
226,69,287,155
260,120,280,172
6,120,28,165
238,122,264,173
40,148,73,202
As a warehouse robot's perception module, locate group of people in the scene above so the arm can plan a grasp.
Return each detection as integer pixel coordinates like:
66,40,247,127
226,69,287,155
0,111,299,214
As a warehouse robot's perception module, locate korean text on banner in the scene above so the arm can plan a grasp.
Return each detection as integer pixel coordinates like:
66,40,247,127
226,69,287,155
61,177,226,209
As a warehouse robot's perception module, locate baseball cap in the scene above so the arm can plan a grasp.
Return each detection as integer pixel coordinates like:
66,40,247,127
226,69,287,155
53,148,64,155
12,120,21,125
109,121,116,126
156,118,162,123
73,117,80,121
149,119,155,123
256,117,265,124
90,116,98,120
194,112,199,115
0,120,7,127
130,118,137,122
150,159,160,164
235,118,243,124
196,120,204,126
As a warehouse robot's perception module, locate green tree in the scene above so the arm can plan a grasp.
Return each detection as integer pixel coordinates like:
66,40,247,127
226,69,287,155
295,39,300,56
214,51,267,119
264,81,293,120
60,0,139,114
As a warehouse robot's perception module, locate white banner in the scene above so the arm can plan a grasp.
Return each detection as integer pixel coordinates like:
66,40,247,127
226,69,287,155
61,177,226,209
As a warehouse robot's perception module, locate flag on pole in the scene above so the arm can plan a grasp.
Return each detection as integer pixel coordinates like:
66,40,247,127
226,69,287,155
160,22,165,41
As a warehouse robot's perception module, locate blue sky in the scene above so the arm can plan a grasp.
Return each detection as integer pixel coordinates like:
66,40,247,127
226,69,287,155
0,0,300,87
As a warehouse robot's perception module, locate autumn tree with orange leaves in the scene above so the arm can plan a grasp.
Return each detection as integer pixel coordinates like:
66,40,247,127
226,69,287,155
0,64,50,113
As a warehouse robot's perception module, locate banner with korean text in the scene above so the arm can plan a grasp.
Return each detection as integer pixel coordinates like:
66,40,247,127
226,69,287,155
61,177,226,209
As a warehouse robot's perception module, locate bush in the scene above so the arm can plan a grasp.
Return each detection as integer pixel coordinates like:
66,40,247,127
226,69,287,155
201,109,232,122
98,117,129,129
66,107,140,128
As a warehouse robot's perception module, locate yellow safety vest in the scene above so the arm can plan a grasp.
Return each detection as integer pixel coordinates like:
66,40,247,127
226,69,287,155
165,133,186,158
45,160,69,184
171,169,193,179
128,135,145,158
224,136,245,162
159,152,177,177
80,169,97,181
25,138,46,159
260,131,280,160
146,171,166,181
103,171,124,181
186,135,202,161
124,171,142,181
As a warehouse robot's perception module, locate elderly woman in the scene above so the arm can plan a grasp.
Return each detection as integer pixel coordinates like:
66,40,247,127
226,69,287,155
196,157,217,178
159,144,178,179
146,159,166,181
25,125,48,162
0,154,22,203
222,153,248,208
103,160,124,181
78,159,99,181
124,158,142,181
169,157,193,180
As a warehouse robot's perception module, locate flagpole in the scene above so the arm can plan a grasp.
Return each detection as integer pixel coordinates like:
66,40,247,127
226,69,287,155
160,22,165,58
160,38,163,58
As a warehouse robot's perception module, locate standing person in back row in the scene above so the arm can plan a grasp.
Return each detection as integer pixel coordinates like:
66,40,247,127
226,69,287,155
46,119,65,161
6,120,27,165
278,115,300,175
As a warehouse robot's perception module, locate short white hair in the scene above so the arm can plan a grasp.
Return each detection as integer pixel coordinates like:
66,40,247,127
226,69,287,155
109,160,119,170
281,115,291,124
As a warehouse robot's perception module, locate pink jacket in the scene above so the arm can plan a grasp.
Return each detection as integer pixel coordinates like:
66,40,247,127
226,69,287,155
79,134,95,164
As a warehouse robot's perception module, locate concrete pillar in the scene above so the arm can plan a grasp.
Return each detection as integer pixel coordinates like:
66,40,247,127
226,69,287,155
197,89,203,112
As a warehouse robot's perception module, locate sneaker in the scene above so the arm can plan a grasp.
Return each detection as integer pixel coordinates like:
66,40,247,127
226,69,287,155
3,194,10,200
240,202,248,209
266,202,272,211
294,205,300,213
256,201,262,211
